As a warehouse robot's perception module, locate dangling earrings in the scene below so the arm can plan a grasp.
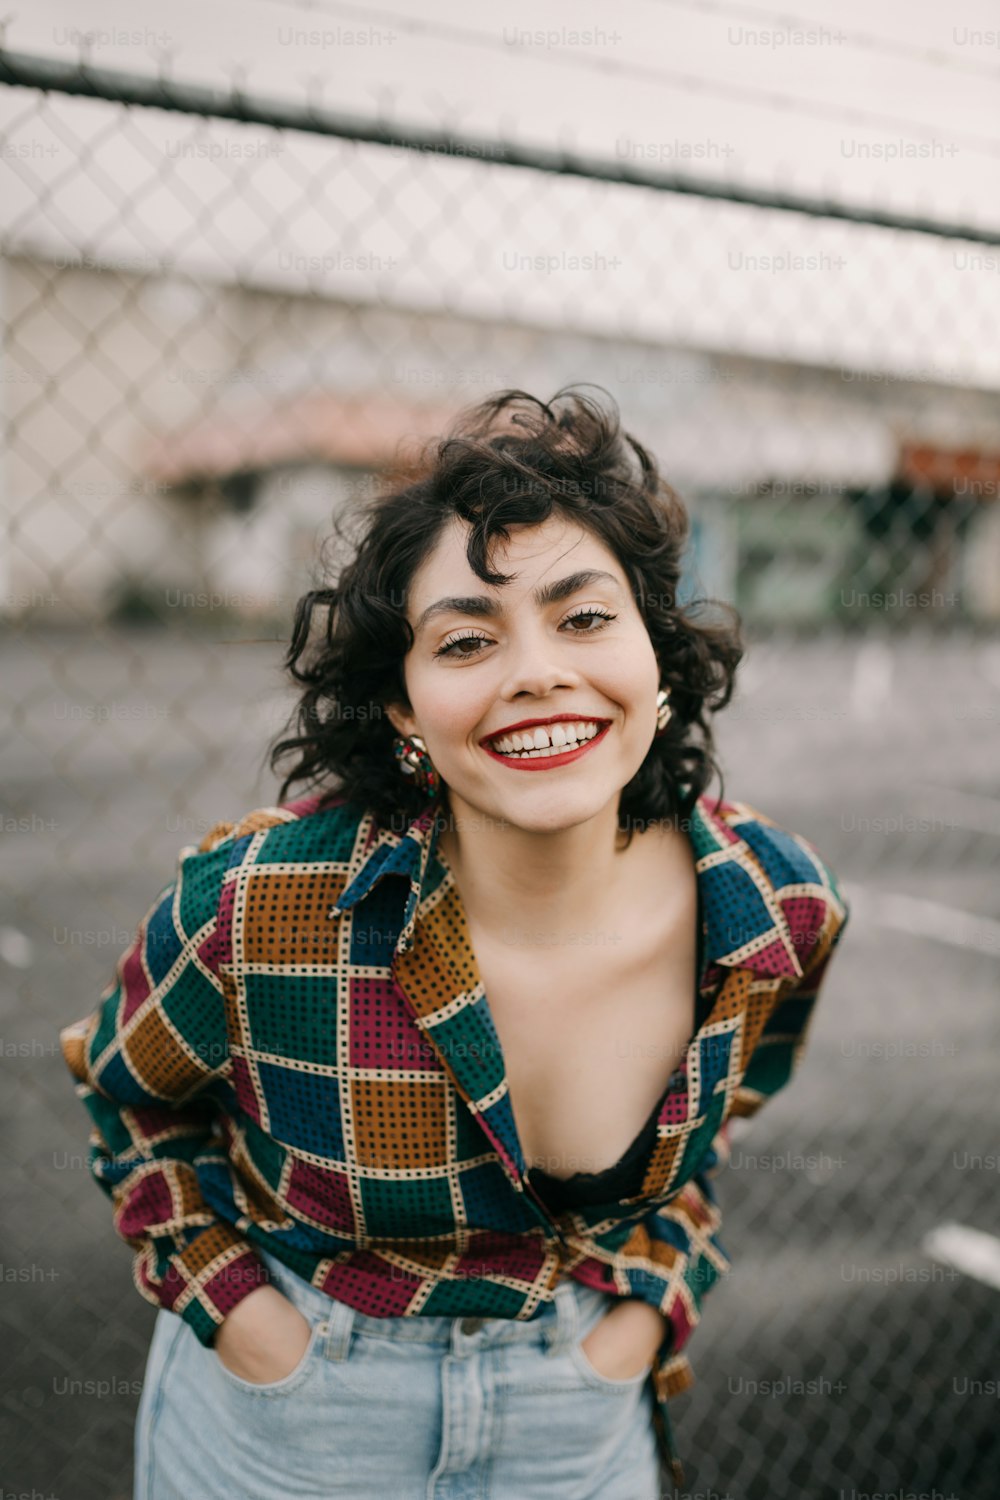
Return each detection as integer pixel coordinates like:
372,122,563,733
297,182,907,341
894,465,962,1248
392,733,441,798
654,686,673,737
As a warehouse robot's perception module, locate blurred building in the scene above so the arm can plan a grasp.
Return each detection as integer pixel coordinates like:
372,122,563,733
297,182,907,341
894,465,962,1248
3,254,999,629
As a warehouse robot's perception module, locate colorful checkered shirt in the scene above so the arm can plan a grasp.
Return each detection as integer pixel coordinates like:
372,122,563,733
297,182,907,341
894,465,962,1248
59,788,849,1482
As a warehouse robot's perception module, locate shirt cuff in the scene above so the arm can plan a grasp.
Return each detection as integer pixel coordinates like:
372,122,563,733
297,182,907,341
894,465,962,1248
137,1220,274,1347
652,1343,696,1400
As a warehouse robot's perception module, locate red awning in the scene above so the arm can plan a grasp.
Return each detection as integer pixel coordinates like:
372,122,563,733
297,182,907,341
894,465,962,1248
140,390,460,484
898,442,1000,497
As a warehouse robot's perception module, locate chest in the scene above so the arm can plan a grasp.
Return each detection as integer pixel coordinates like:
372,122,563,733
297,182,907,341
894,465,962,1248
467,877,701,1181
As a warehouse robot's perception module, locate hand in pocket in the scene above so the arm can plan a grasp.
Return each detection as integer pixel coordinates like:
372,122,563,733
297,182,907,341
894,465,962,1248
213,1284,314,1385
578,1299,666,1382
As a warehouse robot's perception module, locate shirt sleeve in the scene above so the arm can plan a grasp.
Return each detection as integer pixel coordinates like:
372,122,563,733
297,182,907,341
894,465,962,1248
635,901,851,1398
622,1163,733,1399
732,893,851,1118
57,822,273,1347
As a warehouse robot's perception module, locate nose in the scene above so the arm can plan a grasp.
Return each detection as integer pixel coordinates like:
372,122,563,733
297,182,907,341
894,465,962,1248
494,619,584,703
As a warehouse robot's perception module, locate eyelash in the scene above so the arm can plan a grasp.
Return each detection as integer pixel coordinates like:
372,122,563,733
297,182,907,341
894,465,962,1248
433,607,618,659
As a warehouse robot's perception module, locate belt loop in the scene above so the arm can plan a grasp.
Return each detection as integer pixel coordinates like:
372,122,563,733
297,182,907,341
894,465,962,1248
545,1279,580,1356
320,1296,357,1363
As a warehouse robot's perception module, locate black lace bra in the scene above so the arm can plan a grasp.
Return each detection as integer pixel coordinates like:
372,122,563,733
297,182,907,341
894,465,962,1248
524,1080,672,1212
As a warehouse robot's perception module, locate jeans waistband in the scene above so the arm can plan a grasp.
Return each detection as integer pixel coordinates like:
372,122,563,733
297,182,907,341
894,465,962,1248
256,1245,612,1358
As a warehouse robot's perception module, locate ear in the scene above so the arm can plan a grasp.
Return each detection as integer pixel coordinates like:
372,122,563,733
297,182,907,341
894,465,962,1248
384,702,417,740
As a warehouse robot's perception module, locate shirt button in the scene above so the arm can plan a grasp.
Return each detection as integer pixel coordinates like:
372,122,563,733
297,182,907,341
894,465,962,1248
460,1317,485,1333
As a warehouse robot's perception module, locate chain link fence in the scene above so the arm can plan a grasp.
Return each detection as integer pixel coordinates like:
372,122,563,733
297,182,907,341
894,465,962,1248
2,44,998,1500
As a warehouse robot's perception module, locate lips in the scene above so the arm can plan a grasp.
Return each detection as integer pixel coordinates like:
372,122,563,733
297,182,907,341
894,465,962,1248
479,714,611,749
479,719,613,770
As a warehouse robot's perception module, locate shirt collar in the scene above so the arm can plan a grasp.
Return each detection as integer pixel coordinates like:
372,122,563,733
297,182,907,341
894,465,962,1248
328,794,806,981
328,802,441,954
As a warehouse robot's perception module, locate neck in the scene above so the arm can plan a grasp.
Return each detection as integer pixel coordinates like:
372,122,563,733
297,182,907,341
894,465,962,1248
433,792,632,941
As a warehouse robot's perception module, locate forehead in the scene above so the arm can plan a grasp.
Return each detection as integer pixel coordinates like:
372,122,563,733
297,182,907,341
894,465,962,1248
408,515,624,604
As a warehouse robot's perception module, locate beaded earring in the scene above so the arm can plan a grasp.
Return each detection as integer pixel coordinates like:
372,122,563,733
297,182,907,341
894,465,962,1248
654,686,673,737
392,733,441,798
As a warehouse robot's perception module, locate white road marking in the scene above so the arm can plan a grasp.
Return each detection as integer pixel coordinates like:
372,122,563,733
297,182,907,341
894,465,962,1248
839,882,1000,958
849,640,894,722
912,784,1000,839
0,927,33,968
976,642,1000,695
921,1223,1000,1294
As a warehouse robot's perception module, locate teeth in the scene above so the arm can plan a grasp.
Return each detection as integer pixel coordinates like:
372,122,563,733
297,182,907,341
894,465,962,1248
490,720,604,758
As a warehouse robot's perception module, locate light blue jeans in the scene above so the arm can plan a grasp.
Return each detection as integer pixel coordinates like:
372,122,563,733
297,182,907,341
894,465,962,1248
134,1244,661,1499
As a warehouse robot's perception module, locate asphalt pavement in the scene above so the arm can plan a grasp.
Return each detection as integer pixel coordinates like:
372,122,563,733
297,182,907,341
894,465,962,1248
2,624,997,1500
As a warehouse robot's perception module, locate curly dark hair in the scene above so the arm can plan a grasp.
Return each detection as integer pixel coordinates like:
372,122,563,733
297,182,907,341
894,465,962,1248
267,384,744,845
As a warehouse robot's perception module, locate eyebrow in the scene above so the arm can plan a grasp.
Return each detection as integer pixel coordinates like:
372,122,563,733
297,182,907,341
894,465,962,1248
414,569,624,635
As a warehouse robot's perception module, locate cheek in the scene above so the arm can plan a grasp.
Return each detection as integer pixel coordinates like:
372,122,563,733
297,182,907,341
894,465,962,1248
438,709,480,748
600,642,658,704
414,680,486,749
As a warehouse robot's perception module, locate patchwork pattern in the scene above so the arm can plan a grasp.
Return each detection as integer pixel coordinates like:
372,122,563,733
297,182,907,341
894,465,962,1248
59,785,849,1464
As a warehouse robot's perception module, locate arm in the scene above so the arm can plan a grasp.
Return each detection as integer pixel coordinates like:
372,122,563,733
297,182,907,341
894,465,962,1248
629,896,852,1387
627,1164,732,1393
732,896,851,1118
58,823,272,1347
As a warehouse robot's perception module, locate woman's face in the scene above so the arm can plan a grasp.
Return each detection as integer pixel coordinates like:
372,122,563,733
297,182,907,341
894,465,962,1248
387,514,662,834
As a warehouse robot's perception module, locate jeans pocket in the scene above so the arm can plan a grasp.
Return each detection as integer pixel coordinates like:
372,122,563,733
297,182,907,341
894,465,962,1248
568,1307,654,1394
569,1339,653,1392
210,1315,324,1397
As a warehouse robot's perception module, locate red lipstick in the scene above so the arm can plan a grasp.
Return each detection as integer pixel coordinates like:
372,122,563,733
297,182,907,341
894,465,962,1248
480,718,612,771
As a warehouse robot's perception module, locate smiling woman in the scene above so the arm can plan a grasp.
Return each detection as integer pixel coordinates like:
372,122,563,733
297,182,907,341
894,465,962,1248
61,385,849,1500
269,384,744,841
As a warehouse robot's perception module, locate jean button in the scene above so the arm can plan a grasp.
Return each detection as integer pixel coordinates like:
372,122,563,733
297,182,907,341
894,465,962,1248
460,1317,485,1334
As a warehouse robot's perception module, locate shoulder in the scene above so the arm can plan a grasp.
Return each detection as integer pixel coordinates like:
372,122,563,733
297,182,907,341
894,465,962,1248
709,796,846,899
194,790,368,860
181,793,372,939
702,793,850,969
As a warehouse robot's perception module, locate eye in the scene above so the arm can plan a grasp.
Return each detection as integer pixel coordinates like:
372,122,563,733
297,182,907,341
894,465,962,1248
564,606,617,632
433,630,492,659
433,607,617,659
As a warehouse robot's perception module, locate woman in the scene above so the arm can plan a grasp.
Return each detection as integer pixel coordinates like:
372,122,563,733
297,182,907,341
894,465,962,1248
60,386,849,1499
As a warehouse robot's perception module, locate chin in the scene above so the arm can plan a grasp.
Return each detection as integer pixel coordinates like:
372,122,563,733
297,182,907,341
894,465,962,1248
494,782,622,834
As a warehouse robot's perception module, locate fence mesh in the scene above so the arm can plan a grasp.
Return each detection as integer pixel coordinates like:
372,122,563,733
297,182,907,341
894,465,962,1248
2,49,998,1500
